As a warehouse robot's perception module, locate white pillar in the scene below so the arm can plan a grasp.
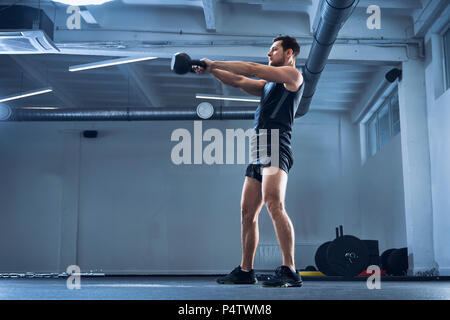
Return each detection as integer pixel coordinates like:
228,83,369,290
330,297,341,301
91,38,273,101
59,132,81,272
398,59,437,275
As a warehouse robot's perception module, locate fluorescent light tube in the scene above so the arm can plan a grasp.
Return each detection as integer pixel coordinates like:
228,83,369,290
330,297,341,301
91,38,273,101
21,107,60,110
52,0,114,5
69,56,158,72
196,94,260,103
0,87,53,103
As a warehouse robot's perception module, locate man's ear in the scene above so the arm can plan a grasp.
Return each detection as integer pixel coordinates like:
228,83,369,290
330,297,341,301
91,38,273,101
286,48,293,59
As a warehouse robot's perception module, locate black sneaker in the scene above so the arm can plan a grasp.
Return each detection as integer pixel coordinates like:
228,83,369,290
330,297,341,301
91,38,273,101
262,266,303,287
216,266,258,284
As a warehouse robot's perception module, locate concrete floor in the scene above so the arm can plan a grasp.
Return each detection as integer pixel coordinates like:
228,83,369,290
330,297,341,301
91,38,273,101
1,276,450,300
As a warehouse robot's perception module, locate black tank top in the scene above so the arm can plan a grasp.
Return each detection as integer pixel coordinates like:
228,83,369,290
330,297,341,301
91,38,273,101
254,81,304,142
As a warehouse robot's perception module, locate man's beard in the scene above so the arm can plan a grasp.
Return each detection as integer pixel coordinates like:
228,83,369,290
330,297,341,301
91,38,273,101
270,56,286,67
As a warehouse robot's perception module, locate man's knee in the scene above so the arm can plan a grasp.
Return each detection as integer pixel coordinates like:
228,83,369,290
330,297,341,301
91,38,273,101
241,205,259,225
264,196,285,218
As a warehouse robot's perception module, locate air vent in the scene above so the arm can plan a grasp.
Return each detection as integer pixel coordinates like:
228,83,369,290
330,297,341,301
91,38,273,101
0,5,59,54
0,30,59,54
0,5,54,39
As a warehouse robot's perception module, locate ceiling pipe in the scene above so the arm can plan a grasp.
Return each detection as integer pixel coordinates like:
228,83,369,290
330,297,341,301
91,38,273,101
4,106,256,121
296,0,358,118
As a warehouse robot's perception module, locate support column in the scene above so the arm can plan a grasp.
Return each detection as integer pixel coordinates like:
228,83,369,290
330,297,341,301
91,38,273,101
398,59,437,275
58,131,82,273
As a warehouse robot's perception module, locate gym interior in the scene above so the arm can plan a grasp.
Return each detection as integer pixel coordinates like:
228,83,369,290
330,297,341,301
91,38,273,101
0,0,449,301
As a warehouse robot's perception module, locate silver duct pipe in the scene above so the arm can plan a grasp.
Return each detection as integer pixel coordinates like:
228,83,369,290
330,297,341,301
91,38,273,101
4,106,256,121
296,0,358,118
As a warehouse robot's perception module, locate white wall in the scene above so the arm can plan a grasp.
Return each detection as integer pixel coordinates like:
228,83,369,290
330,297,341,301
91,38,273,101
425,31,450,275
0,110,381,274
0,127,63,273
0,107,410,274
357,134,407,253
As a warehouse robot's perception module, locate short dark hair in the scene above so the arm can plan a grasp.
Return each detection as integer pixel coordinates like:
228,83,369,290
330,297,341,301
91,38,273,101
273,35,300,59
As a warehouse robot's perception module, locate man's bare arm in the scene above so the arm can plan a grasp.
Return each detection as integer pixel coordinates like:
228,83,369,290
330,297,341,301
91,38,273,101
210,69,266,97
209,60,302,91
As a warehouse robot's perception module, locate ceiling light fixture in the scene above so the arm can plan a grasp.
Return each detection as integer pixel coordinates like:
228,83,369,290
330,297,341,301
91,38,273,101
69,56,158,72
21,107,60,110
0,87,53,103
196,94,260,103
51,0,114,5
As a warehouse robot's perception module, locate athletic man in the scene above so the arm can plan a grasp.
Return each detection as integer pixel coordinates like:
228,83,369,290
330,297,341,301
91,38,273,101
194,36,304,287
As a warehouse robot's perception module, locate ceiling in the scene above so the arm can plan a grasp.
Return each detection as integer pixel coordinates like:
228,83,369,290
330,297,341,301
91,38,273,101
0,0,441,116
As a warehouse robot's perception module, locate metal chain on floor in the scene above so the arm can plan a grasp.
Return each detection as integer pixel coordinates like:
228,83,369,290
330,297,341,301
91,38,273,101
0,270,105,278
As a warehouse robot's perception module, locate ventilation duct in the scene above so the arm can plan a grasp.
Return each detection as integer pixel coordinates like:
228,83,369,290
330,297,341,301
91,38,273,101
0,5,59,54
4,107,256,121
296,0,357,117
0,103,12,121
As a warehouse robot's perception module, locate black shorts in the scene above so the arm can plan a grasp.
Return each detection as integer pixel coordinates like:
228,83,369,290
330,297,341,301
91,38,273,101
245,145,294,183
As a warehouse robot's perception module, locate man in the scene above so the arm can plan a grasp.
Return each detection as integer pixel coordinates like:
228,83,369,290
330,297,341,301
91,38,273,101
194,35,304,287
